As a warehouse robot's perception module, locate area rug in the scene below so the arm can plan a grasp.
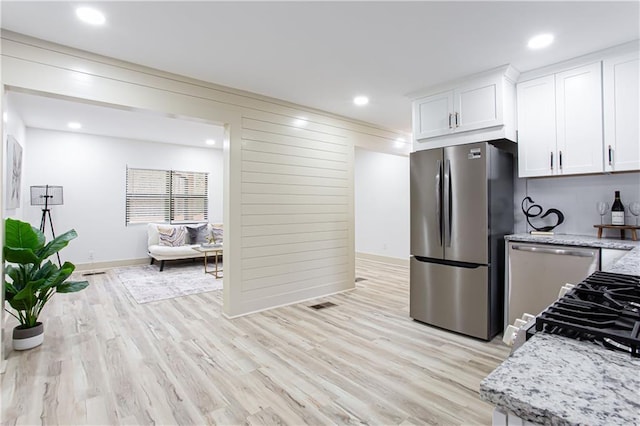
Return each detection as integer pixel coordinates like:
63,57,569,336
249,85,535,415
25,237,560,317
115,262,223,304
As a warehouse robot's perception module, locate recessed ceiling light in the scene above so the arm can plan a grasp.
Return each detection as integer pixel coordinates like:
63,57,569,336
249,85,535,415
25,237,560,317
353,96,369,106
76,7,106,25
205,139,216,145
528,33,554,49
67,122,82,130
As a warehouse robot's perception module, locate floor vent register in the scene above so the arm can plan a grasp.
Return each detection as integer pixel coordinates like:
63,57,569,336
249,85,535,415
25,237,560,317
82,271,107,276
309,302,337,310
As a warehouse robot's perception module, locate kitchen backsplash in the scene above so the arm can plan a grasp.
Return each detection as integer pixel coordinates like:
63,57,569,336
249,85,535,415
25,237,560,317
514,171,640,236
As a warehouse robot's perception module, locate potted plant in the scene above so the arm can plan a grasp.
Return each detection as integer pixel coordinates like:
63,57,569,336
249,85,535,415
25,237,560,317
3,218,89,350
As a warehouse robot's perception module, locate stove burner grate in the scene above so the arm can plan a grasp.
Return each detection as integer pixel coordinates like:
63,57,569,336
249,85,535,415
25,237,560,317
536,271,640,357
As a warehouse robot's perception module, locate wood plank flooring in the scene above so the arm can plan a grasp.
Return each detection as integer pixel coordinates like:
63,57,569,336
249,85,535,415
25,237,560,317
1,259,509,425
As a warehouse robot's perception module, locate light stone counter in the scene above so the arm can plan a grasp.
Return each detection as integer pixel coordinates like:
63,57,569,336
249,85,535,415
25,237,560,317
480,333,640,426
505,233,640,276
481,233,640,425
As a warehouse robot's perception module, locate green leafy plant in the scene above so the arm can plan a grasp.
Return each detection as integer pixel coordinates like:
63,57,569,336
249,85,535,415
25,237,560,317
3,218,89,328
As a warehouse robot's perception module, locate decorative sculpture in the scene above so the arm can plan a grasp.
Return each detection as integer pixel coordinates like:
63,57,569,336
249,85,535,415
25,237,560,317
521,196,565,232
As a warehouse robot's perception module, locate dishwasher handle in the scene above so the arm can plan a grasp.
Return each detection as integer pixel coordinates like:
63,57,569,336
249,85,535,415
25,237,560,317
510,244,596,258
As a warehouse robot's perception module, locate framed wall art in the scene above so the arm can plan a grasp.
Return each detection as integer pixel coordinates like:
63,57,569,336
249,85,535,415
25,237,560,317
6,135,23,209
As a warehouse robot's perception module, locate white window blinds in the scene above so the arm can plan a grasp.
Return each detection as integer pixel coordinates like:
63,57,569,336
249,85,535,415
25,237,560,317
126,167,208,225
171,170,208,223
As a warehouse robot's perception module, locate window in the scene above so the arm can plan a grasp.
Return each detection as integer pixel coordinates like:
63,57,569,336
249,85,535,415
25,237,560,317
126,167,208,225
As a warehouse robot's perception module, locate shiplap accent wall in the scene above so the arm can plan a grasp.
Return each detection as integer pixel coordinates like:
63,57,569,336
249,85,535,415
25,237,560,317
238,115,352,313
0,30,406,320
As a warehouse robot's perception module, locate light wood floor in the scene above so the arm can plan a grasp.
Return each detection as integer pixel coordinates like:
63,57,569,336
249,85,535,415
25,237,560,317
2,259,509,425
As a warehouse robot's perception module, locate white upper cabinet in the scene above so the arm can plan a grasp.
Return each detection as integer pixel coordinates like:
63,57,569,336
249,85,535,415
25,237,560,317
412,66,518,150
455,77,503,133
412,91,454,139
516,41,640,178
517,62,603,177
555,62,603,175
516,75,557,177
603,52,640,172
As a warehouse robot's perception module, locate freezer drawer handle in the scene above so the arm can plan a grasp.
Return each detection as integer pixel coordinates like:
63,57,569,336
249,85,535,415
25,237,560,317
511,244,595,258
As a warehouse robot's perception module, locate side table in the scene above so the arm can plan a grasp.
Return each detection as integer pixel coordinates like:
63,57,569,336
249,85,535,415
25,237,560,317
192,245,223,278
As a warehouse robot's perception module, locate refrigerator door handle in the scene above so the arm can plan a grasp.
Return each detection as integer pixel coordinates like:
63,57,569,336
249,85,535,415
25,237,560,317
436,160,443,246
444,158,452,247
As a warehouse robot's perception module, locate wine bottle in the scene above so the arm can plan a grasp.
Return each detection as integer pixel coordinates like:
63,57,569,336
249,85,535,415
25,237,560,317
611,190,625,225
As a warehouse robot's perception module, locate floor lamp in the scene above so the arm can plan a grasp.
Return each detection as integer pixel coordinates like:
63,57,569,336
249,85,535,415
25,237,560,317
30,185,64,266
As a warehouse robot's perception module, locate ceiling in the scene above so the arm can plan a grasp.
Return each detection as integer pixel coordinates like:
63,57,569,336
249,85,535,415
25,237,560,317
1,1,639,135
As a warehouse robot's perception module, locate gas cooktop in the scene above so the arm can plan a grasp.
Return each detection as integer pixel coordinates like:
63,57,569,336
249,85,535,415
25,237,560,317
535,271,640,357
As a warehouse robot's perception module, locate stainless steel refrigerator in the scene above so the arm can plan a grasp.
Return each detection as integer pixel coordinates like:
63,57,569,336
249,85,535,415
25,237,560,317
410,141,513,340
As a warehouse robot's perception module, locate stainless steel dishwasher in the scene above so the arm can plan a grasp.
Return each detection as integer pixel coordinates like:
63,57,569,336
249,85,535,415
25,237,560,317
506,241,599,326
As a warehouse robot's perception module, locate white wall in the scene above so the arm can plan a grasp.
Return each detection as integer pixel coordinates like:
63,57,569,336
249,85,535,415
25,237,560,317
21,128,223,266
355,148,409,261
2,97,27,220
514,171,640,236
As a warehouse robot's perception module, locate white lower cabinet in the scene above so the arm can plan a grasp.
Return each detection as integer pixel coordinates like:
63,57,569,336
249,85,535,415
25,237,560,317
492,407,539,426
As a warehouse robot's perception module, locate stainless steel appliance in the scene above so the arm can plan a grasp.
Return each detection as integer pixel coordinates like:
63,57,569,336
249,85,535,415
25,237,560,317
506,242,599,326
410,141,513,340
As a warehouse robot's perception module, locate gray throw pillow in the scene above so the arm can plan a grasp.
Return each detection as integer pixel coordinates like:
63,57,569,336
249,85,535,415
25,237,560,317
187,224,209,244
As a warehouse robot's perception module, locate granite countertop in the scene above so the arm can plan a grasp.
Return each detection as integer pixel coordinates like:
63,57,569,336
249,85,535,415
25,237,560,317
480,233,640,425
506,233,640,276
480,333,640,426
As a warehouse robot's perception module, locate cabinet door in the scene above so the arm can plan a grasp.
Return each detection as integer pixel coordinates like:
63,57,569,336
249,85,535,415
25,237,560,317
516,75,557,177
555,62,604,175
454,77,502,133
604,53,640,172
412,91,454,139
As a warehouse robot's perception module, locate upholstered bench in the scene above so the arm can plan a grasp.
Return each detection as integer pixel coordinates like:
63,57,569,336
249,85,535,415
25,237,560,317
147,223,223,271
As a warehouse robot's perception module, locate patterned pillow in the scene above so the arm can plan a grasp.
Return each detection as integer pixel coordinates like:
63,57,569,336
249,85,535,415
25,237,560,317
158,226,186,247
210,224,223,244
186,224,208,244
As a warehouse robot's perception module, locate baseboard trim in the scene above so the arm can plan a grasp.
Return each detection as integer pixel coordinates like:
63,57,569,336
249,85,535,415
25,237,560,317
356,252,409,267
74,258,149,271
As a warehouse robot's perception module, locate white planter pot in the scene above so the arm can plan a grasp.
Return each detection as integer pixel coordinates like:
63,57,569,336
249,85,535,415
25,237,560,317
12,322,44,350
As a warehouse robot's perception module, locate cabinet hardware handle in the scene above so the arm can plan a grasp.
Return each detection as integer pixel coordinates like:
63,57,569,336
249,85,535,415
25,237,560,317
559,150,563,169
550,152,554,170
608,145,613,166
455,112,459,127
448,113,452,129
